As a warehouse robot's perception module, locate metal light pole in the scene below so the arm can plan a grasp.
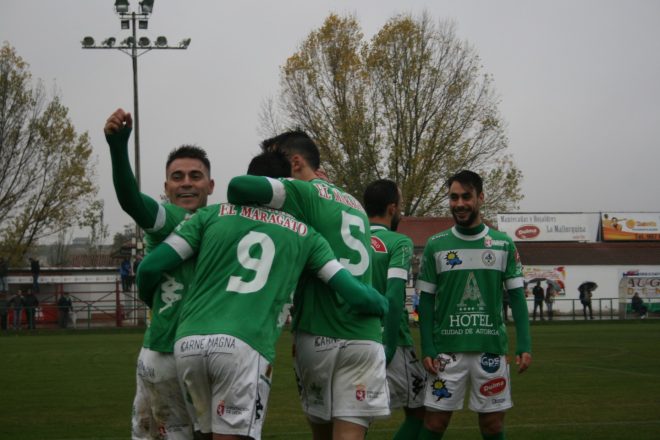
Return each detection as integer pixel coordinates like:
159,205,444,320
81,0,191,191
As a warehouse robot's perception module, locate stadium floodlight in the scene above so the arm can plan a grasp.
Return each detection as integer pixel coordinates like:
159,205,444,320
82,37,95,47
138,37,150,47
114,0,130,14
102,37,116,47
139,0,154,15
155,36,168,47
121,36,135,46
179,38,191,48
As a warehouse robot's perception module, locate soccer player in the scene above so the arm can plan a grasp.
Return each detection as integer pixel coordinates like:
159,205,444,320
415,170,532,440
227,131,390,440
136,151,388,440
105,108,215,440
363,179,426,440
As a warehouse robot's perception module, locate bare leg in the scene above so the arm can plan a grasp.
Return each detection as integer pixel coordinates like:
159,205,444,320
478,411,505,436
333,419,367,440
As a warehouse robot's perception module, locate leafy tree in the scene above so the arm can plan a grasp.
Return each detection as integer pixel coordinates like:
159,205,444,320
267,13,522,218
0,43,99,264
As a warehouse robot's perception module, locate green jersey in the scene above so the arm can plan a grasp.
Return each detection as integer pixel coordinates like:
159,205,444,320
168,203,342,363
265,178,381,342
370,225,414,347
416,225,524,355
142,203,194,352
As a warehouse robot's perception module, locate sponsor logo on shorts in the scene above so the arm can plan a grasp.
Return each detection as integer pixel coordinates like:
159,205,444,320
480,353,501,373
434,353,455,373
310,383,324,405
482,250,496,266
412,373,425,398
480,377,506,396
217,400,249,417
491,398,506,404
179,337,205,353
431,379,452,401
137,359,155,379
356,384,366,401
314,336,339,348
207,335,237,350
255,392,264,421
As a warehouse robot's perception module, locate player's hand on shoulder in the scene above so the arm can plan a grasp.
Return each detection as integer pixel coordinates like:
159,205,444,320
104,108,132,135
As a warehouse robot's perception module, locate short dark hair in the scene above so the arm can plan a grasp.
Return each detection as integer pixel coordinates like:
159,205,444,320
363,179,400,217
260,130,320,170
247,151,291,178
446,170,483,195
166,145,211,174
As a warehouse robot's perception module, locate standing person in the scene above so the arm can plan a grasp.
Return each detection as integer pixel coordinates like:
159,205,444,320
579,284,594,320
631,292,648,319
9,289,24,330
23,288,39,330
57,292,73,328
0,257,8,293
545,283,556,321
29,257,40,293
105,108,215,440
532,281,544,321
228,131,390,440
0,292,8,331
364,179,426,440
120,258,132,292
136,151,387,439
416,170,532,440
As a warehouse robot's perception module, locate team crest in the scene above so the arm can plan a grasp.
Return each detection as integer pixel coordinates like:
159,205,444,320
485,236,493,248
217,400,225,416
445,251,462,269
482,250,496,266
370,236,387,253
431,379,452,401
356,384,367,401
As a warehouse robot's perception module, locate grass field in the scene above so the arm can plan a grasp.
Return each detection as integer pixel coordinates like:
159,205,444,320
1,320,659,440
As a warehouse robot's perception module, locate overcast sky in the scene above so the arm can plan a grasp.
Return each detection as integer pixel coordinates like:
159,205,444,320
2,0,659,240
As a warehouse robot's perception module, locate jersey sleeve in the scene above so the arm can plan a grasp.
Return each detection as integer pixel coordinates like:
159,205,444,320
168,205,216,258
504,237,524,291
106,127,161,229
388,236,413,279
415,239,438,295
304,227,342,280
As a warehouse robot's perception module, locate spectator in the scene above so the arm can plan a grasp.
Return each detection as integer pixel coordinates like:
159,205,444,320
579,284,594,320
9,289,24,330
631,293,648,319
57,292,73,329
545,283,556,321
0,292,8,331
23,289,39,330
532,281,544,320
119,258,131,292
29,257,40,293
0,257,8,293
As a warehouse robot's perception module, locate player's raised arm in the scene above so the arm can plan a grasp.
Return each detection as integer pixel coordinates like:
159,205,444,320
104,108,160,229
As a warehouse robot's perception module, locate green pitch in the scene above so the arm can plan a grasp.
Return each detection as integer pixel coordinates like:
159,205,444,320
1,321,659,439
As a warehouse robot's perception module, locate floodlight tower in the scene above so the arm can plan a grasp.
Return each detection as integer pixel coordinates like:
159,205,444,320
81,0,191,191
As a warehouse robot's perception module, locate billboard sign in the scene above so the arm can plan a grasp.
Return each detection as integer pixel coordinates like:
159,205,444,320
496,213,599,242
602,213,660,241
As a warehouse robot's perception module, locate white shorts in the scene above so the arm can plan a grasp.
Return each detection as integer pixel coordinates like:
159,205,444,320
423,352,512,413
174,334,272,439
131,347,193,440
294,332,390,422
387,346,426,410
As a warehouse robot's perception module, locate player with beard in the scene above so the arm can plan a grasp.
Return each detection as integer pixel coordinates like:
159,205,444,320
415,170,531,440
363,179,426,440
